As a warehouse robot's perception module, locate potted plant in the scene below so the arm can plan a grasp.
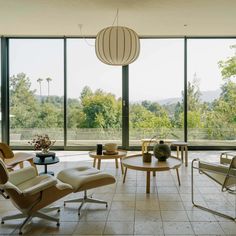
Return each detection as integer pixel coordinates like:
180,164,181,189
142,135,157,163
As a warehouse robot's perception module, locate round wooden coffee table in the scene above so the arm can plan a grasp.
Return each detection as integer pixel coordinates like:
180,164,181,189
89,150,127,174
122,154,182,193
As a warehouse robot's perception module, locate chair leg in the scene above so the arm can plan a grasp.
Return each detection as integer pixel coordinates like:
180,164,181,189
64,190,108,215
0,189,9,199
1,213,26,223
191,159,236,221
19,216,32,235
40,206,60,213
35,212,59,224
28,159,38,175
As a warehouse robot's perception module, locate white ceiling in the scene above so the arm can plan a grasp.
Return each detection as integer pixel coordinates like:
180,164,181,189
0,0,236,37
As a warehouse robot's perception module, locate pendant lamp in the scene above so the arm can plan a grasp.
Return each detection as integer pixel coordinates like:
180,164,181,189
95,26,140,66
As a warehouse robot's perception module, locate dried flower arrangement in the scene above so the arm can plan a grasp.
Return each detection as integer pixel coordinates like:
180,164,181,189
28,134,56,152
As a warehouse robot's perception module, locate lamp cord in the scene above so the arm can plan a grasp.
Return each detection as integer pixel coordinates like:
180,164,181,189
79,8,119,47
78,24,95,47
112,8,119,26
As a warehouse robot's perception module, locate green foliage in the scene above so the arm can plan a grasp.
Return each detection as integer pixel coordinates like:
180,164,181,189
9,43,236,142
81,88,121,129
204,45,236,139
178,111,202,128
218,45,236,79
129,103,171,129
10,73,39,128
10,73,63,129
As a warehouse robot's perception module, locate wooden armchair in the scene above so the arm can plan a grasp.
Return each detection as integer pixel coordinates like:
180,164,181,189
0,142,36,172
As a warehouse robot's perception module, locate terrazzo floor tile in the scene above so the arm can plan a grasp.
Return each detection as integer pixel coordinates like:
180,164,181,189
219,221,236,235
161,210,189,221
135,210,162,222
103,221,134,235
191,221,225,235
135,200,160,210
107,210,135,221
159,201,185,211
186,210,217,222
73,221,106,235
163,221,194,235
134,221,164,235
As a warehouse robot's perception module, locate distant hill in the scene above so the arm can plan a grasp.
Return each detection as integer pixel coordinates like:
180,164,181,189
157,89,221,105
200,89,221,103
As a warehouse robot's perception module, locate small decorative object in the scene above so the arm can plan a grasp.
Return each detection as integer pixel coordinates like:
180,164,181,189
104,143,118,155
29,134,56,154
142,135,157,163
143,152,152,163
96,144,103,155
153,140,171,161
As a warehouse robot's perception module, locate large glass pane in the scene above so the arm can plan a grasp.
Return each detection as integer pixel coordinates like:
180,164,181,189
67,39,122,146
129,39,184,146
188,39,236,146
0,38,1,141
9,39,64,146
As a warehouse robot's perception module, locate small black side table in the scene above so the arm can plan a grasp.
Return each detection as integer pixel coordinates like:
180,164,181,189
33,152,59,176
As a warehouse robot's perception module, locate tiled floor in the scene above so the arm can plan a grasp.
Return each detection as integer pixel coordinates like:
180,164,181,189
0,151,236,235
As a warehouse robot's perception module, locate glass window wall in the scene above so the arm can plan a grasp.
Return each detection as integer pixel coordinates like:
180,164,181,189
67,39,122,147
187,39,236,146
129,39,184,146
9,39,64,146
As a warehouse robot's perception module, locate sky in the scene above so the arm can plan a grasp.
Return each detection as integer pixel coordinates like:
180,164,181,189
8,38,236,102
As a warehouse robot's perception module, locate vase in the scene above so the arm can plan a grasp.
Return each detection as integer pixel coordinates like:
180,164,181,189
41,148,50,154
143,152,152,162
153,140,171,161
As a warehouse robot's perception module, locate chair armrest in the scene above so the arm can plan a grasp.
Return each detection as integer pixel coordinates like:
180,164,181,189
22,177,57,196
9,166,37,186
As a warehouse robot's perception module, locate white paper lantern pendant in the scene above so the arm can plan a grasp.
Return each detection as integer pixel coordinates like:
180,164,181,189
95,26,140,66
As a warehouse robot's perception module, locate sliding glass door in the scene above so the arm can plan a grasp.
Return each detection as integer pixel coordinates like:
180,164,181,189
9,39,64,146
187,39,236,146
129,39,184,146
66,39,122,147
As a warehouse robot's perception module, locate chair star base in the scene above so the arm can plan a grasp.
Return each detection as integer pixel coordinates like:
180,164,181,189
1,207,60,235
64,190,108,215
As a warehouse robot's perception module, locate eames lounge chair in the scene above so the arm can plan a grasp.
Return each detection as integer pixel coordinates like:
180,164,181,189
0,159,116,234
191,155,236,221
0,159,72,234
0,142,37,199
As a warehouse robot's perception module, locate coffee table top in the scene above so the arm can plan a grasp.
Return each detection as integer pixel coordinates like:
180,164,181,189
122,154,182,171
89,150,127,159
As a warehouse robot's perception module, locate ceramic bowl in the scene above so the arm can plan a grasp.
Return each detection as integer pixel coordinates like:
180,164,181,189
104,143,117,152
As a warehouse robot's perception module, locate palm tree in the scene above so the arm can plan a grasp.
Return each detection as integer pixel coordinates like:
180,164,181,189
46,77,52,96
37,78,43,98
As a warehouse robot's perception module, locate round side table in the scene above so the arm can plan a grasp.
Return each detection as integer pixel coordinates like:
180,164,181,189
89,150,127,174
33,152,59,176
